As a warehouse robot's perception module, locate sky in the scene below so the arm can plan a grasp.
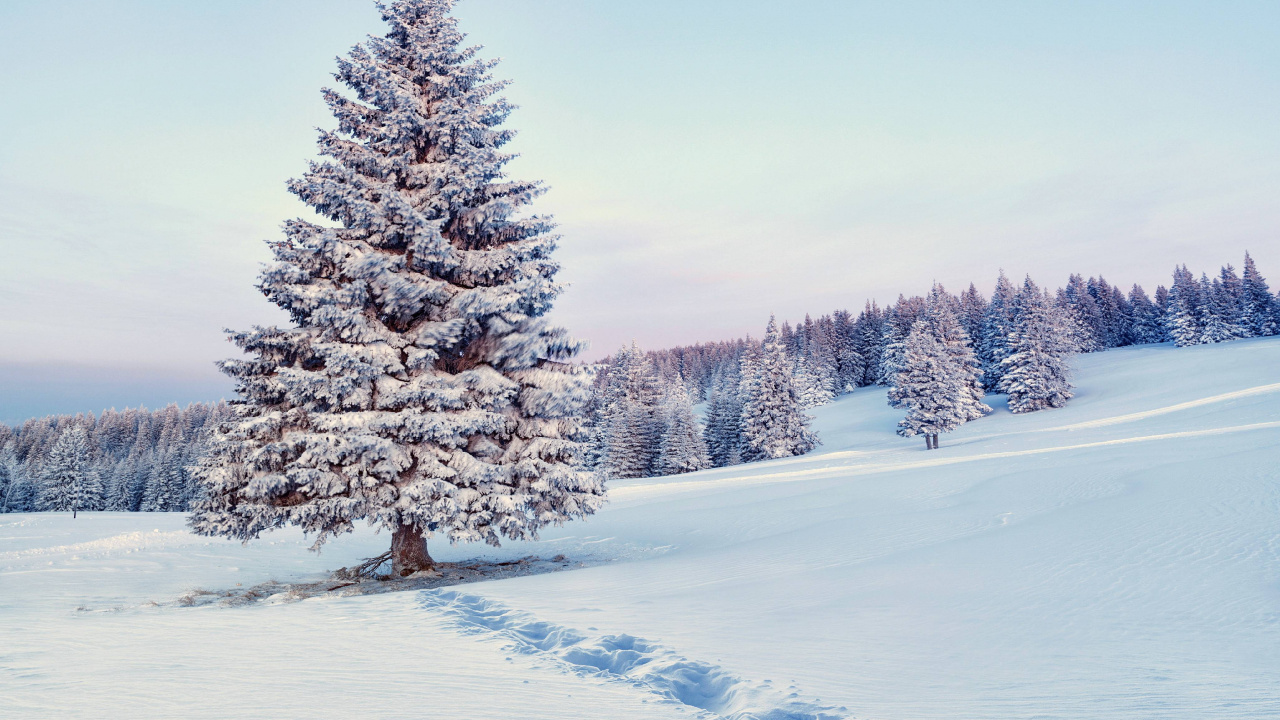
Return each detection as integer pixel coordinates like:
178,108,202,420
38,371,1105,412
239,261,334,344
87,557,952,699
1,0,1278,422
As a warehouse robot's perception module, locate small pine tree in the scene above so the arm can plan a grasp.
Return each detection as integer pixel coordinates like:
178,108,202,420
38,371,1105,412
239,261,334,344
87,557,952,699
998,278,1075,413
38,426,103,517
740,317,818,460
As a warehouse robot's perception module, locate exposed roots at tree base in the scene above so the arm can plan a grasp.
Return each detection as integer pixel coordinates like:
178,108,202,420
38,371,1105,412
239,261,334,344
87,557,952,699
333,551,394,581
169,554,579,608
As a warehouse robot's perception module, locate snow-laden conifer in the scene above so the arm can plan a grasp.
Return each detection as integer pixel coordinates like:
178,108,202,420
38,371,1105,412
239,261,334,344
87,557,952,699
1062,274,1102,351
740,318,818,460
599,344,663,479
1199,274,1244,344
0,443,21,513
889,288,990,448
1127,284,1165,345
1240,252,1277,337
1166,265,1204,347
792,357,835,408
978,270,1016,390
189,0,604,575
998,278,1075,413
38,426,102,517
656,381,710,475
703,367,744,467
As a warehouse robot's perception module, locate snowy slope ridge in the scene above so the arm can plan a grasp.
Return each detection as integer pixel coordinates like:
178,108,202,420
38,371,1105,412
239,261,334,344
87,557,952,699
3,338,1280,719
422,590,847,720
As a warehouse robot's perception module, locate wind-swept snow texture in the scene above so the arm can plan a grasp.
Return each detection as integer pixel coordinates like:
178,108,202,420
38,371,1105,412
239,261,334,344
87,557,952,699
4,338,1280,719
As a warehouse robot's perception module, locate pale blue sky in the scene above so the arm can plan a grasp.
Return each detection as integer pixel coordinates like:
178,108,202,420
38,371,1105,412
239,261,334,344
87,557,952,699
2,1,1278,421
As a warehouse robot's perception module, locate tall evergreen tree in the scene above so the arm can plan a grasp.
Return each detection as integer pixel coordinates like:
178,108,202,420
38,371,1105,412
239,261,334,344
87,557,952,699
189,0,605,575
1199,274,1243,344
1241,252,1278,337
1062,274,1101,352
599,344,664,479
1127,284,1164,345
853,301,883,388
978,271,1017,390
0,443,21,513
656,381,711,476
889,289,990,449
998,278,1075,413
831,309,865,392
740,317,818,460
38,426,103,517
1165,265,1203,347
958,282,987,342
792,356,835,408
703,364,744,468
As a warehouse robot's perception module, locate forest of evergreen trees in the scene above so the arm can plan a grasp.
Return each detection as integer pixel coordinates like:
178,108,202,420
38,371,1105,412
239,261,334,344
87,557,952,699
3,252,1277,509
587,252,1279,475
0,403,232,514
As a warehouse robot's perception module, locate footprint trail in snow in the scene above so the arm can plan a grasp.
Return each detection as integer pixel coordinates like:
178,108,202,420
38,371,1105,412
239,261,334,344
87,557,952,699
420,589,848,720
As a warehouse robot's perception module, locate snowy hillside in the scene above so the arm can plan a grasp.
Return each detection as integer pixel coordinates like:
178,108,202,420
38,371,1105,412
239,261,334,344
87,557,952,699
3,338,1279,719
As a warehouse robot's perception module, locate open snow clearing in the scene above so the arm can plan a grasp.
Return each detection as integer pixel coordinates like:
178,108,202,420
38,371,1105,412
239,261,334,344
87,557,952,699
3,338,1279,719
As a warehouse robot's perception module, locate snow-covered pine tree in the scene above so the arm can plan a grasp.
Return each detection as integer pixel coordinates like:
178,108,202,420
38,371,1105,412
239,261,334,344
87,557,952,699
1152,284,1172,342
740,317,818,461
1166,265,1204,347
978,270,1017,391
1062,274,1101,352
958,283,987,341
1241,252,1278,337
888,321,949,449
0,442,19,512
703,366,744,467
924,284,990,432
104,460,136,512
1127,284,1164,345
1219,264,1245,323
656,381,710,475
831,309,865,392
879,296,928,389
853,301,883,388
38,426,103,517
1199,274,1243,344
792,356,835,408
189,0,604,576
600,344,663,479
998,278,1075,413
889,289,990,449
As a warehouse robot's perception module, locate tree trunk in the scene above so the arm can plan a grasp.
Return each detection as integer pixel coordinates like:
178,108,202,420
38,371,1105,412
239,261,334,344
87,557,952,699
391,524,434,576
931,434,940,449
923,435,931,450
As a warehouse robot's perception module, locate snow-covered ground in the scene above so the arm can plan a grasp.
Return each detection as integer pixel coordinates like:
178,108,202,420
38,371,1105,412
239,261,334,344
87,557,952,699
3,338,1279,719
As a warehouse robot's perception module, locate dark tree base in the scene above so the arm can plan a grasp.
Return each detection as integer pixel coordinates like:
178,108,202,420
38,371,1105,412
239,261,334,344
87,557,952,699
391,525,434,576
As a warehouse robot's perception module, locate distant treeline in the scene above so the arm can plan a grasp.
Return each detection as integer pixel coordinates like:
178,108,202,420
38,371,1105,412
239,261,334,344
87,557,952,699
587,253,1279,477
0,403,232,513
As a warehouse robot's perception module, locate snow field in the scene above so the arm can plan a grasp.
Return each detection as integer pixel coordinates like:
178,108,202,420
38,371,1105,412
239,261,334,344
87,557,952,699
3,338,1280,718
